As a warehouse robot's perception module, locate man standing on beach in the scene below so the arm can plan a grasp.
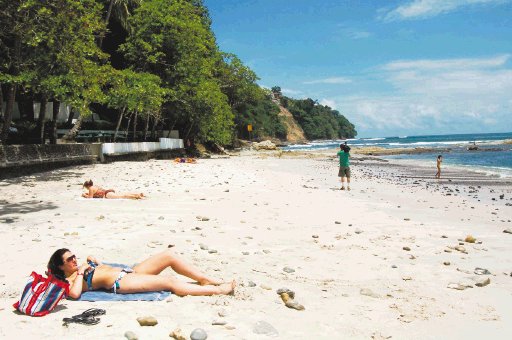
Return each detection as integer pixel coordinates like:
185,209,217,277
337,143,351,190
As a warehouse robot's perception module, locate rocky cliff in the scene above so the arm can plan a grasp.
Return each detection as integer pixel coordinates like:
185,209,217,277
278,105,307,143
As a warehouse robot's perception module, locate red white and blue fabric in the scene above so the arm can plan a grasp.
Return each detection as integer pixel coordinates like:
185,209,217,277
13,272,69,317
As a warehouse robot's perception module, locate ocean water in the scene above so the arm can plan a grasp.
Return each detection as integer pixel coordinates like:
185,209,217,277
282,132,512,177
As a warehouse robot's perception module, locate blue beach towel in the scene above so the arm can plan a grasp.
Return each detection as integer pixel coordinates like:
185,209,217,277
73,263,171,302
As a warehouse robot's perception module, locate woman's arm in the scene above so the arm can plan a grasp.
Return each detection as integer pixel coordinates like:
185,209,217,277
87,255,101,266
67,264,90,299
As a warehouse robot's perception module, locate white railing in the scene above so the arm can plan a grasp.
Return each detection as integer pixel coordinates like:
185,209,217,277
102,138,183,155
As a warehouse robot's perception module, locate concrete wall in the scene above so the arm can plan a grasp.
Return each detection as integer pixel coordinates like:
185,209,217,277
102,138,183,155
0,139,184,178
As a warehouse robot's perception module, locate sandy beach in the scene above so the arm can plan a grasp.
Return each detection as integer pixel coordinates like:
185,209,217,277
1,150,511,339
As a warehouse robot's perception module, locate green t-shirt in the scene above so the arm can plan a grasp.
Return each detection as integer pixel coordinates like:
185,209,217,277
337,150,350,167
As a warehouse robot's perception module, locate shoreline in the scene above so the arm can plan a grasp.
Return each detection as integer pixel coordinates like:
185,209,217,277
1,151,511,339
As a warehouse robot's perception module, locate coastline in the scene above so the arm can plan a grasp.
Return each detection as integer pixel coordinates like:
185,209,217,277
1,151,511,339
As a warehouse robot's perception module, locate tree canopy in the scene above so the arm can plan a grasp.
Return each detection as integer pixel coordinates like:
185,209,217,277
0,0,356,145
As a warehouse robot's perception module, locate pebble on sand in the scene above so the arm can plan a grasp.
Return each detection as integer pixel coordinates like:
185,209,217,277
447,283,472,290
169,328,187,340
402,246,411,251
475,277,491,287
190,328,208,340
360,288,380,298
136,316,158,326
124,331,138,340
253,321,279,336
464,235,476,243
283,267,295,273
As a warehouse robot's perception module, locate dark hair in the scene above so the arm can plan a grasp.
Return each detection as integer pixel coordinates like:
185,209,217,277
83,179,93,188
47,248,70,281
437,155,442,159
343,145,351,153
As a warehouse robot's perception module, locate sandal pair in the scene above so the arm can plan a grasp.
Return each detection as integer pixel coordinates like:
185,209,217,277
63,308,106,326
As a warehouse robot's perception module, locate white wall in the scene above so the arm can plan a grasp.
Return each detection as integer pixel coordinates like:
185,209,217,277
101,138,183,155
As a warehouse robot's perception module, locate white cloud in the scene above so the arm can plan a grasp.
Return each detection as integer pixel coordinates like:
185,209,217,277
303,77,352,85
320,99,336,108
281,88,303,96
383,54,510,71
325,55,512,136
382,0,508,21
341,29,372,40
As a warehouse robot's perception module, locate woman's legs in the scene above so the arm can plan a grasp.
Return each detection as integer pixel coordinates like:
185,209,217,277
105,192,143,199
132,249,222,285
117,273,235,296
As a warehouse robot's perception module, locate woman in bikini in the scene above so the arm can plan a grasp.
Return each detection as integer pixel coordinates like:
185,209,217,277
82,180,144,199
47,248,236,298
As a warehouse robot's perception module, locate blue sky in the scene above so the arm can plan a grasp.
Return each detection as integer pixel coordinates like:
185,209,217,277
204,0,512,137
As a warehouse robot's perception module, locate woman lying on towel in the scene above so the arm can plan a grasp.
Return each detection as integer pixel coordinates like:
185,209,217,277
174,157,197,164
48,248,236,298
82,179,144,199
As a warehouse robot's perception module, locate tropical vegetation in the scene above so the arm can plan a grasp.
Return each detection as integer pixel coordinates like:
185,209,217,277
0,0,356,146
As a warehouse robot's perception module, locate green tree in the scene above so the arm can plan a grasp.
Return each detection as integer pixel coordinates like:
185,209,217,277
120,0,234,144
106,68,166,141
0,0,109,144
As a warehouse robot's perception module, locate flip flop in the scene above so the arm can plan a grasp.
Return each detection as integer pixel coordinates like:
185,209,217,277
62,314,100,326
81,308,106,317
62,308,106,326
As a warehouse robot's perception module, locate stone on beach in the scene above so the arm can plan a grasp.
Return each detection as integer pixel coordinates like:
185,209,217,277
169,328,187,340
253,140,277,150
474,277,491,287
474,267,491,275
124,331,138,340
253,320,279,336
276,288,305,310
360,288,380,298
136,316,158,326
464,235,476,243
447,283,472,290
503,229,512,234
190,328,208,340
283,267,295,273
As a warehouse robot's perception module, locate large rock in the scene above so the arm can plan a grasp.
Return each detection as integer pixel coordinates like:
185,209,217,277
253,140,277,150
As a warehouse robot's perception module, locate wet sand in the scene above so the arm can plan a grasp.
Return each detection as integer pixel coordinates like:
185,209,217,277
0,150,511,339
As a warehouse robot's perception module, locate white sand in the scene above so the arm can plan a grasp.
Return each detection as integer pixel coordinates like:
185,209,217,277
0,152,511,339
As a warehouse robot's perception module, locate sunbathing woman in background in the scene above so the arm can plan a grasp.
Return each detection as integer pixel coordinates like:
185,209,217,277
48,248,236,298
82,180,144,199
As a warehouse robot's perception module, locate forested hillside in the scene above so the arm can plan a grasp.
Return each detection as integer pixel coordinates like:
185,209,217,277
272,87,357,140
0,0,356,146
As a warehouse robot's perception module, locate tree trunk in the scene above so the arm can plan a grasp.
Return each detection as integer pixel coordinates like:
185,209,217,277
0,83,3,116
98,0,115,48
0,83,4,133
114,107,126,142
132,111,138,141
63,114,84,141
0,83,17,144
125,114,132,141
151,117,158,140
37,95,47,144
50,100,60,144
184,121,194,140
143,115,150,141
66,108,76,126
166,118,177,138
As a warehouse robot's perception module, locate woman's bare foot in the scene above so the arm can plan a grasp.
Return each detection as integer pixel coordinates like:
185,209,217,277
199,277,223,286
217,280,236,295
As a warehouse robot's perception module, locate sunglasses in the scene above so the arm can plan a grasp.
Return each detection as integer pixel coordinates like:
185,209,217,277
65,254,77,263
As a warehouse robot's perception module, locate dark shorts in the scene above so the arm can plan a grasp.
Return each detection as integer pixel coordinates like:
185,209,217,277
338,166,350,178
